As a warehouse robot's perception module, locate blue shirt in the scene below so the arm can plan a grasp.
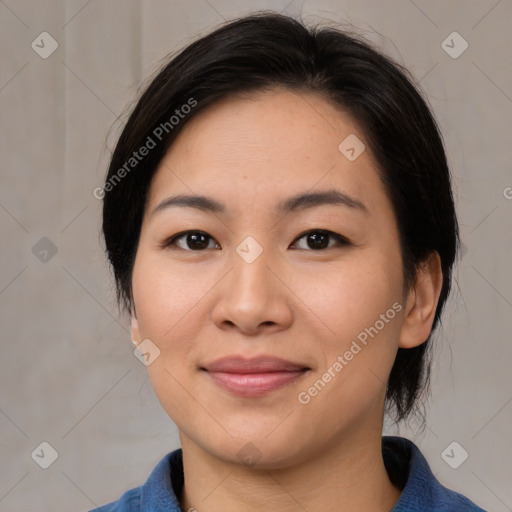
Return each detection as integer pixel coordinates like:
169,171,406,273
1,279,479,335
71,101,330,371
90,436,486,511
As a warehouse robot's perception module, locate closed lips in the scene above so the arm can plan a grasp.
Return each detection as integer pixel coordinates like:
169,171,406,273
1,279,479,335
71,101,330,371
201,356,310,373
201,356,311,397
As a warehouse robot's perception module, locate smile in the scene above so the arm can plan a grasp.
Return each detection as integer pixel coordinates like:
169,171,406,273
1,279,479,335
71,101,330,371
200,355,311,397
204,369,310,396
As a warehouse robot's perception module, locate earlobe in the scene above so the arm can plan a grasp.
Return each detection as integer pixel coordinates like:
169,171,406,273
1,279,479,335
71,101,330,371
130,307,141,347
398,252,443,349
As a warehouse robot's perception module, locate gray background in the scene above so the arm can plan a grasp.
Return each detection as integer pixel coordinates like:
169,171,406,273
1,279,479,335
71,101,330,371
1,1,511,511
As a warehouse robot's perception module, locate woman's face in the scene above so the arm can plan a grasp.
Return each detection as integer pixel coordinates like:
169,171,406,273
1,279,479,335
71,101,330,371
131,89,408,468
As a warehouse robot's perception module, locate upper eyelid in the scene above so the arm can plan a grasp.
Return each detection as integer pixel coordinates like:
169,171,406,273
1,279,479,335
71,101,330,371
163,229,350,248
292,230,351,247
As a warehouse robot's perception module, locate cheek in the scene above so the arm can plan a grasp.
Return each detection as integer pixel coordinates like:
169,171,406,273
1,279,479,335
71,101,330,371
131,250,215,342
131,252,206,428
293,251,403,408
290,249,403,348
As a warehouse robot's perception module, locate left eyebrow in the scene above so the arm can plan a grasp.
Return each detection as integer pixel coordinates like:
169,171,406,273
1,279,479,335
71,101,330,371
150,188,368,218
277,189,368,214
151,194,225,218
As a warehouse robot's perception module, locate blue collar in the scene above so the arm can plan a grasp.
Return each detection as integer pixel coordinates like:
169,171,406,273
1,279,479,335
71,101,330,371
92,436,486,511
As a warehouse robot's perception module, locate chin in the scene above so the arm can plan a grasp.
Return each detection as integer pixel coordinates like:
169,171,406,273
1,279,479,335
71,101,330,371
199,432,313,471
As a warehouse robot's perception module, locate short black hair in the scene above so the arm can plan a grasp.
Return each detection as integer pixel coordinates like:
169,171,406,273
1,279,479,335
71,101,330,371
101,11,460,423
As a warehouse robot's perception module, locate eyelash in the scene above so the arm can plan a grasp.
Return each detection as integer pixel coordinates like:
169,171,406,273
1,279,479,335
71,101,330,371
160,229,352,252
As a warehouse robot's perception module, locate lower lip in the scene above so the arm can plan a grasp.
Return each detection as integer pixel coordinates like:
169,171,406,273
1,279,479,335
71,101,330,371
205,370,308,396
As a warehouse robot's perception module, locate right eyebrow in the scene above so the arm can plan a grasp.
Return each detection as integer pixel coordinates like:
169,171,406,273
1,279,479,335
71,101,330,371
150,188,368,218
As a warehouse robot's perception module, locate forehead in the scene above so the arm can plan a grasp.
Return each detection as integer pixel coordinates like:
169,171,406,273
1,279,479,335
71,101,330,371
146,89,387,218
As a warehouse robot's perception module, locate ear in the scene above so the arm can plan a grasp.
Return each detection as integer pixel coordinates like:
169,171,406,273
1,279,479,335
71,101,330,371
398,251,443,349
130,306,142,347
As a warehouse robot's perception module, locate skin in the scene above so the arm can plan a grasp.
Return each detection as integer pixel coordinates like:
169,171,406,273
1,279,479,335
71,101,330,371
130,89,443,512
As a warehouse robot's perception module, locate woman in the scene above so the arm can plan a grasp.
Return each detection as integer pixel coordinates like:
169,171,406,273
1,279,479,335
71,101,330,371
91,11,486,512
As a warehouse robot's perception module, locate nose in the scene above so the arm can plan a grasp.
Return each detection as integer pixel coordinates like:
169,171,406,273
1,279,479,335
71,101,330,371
210,241,293,336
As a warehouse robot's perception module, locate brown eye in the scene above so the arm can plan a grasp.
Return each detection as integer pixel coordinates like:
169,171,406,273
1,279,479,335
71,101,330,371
163,231,220,251
162,229,350,252
291,230,351,250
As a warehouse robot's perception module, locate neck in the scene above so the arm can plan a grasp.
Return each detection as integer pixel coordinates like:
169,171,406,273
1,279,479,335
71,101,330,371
178,428,402,512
